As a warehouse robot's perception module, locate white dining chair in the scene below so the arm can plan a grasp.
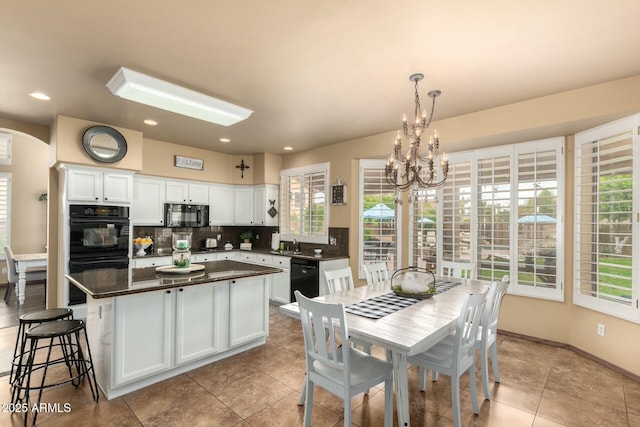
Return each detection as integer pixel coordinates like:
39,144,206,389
295,290,394,427
409,289,488,427
439,260,475,279
362,262,390,287
475,275,510,400
324,266,355,294
3,246,46,304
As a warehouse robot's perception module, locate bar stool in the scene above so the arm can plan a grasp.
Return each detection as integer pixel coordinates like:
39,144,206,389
13,319,99,426
10,308,74,387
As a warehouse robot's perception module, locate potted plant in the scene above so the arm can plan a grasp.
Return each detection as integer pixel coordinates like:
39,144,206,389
240,231,253,243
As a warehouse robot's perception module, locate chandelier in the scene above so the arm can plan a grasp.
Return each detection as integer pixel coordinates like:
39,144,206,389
385,73,449,195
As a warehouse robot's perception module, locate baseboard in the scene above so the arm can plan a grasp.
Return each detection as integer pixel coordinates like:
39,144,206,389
498,329,640,383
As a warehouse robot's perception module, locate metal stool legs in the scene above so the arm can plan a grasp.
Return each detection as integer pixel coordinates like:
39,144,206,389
13,319,99,426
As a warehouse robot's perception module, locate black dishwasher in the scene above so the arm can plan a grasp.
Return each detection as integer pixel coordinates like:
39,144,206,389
290,258,319,303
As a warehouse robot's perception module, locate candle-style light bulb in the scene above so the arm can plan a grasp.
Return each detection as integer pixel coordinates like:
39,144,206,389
402,113,407,123
433,129,439,140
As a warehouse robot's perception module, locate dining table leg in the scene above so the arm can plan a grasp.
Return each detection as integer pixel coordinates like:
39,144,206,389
392,351,410,426
17,267,26,305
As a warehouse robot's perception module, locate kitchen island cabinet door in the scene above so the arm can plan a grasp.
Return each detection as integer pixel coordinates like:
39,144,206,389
114,289,173,386
229,277,269,347
175,282,229,365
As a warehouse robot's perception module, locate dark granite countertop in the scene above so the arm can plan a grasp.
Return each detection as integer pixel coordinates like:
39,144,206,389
133,248,349,262
66,260,281,299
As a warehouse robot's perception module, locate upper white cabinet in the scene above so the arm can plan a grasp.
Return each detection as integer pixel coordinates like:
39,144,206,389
132,176,165,225
166,181,209,204
254,184,279,227
209,184,235,225
234,186,254,225
67,168,133,204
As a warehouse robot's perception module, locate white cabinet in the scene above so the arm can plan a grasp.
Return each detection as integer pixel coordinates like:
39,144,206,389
175,282,228,365
67,168,133,204
166,181,209,204
270,256,291,304
132,256,171,268
253,184,279,226
234,186,254,225
209,184,235,225
238,252,258,264
217,251,239,261
113,289,173,386
229,277,269,347
132,177,165,225
191,253,216,263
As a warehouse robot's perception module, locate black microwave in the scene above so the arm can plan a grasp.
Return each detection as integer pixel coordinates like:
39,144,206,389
164,203,209,227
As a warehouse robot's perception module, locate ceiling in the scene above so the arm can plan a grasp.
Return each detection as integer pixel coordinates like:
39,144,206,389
2,1,640,155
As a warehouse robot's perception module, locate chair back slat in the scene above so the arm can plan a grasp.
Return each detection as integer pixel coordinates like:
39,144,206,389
487,275,510,331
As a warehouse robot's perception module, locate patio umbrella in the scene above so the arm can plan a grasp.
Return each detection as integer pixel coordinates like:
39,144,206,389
418,217,435,224
363,203,396,220
517,214,556,223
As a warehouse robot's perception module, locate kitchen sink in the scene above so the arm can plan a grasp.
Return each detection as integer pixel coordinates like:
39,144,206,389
270,250,302,255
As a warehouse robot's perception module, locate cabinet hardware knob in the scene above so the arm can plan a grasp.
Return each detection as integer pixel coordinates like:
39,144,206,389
166,290,171,294
179,288,184,292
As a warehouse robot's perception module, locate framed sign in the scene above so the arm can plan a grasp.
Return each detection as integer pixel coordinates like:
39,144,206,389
175,155,203,170
331,184,347,205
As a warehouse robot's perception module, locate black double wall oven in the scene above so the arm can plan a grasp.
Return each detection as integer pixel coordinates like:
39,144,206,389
68,204,130,305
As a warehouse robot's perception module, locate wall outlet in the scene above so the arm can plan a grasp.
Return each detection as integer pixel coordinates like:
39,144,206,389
217,234,221,240
597,323,606,336
330,236,337,245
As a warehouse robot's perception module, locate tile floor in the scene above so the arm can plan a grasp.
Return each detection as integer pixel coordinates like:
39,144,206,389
0,304,638,426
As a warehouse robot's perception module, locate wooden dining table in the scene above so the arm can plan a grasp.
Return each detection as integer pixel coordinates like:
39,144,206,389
279,277,488,427
13,252,47,305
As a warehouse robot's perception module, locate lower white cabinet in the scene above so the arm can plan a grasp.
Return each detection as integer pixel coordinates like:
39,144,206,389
89,275,270,399
114,289,173,386
175,282,228,365
270,256,291,304
229,277,269,347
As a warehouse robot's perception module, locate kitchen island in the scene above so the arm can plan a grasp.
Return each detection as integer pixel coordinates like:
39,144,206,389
66,260,281,399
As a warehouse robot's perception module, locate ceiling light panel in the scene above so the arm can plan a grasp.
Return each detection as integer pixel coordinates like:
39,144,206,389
106,67,253,126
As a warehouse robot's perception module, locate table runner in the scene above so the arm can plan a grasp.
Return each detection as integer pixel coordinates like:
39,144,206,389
345,280,461,319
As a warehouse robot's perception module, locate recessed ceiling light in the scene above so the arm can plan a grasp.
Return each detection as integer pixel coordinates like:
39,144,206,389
283,146,293,151
219,138,231,143
144,119,158,126
29,92,50,101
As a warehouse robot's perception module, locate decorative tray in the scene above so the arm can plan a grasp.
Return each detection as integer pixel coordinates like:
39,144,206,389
155,264,205,274
391,286,436,299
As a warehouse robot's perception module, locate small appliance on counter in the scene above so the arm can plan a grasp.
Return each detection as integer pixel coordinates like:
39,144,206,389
204,238,218,249
172,232,192,268
224,242,233,250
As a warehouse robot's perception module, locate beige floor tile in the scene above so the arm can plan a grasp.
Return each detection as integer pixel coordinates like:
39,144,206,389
245,391,342,427
628,412,640,427
122,374,211,422
626,382,640,416
532,415,566,427
537,388,627,427
143,392,243,427
207,371,294,418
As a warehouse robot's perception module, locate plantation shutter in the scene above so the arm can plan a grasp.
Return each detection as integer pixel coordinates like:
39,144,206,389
575,117,637,320
359,160,399,274
440,160,473,265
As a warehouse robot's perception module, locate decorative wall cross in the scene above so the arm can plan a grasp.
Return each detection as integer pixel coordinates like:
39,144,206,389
235,159,250,179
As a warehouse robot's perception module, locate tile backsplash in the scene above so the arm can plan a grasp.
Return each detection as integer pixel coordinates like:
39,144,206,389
132,226,349,257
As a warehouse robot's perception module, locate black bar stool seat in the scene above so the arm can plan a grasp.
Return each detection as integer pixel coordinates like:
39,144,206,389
13,319,99,426
10,308,74,386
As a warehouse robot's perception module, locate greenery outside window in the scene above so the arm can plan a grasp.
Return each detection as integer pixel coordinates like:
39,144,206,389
279,162,329,244
358,160,400,278
574,115,639,322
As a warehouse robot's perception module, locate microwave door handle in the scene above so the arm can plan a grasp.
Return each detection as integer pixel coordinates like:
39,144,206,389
197,209,201,225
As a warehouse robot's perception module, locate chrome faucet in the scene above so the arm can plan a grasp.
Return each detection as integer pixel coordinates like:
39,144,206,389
293,239,300,252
